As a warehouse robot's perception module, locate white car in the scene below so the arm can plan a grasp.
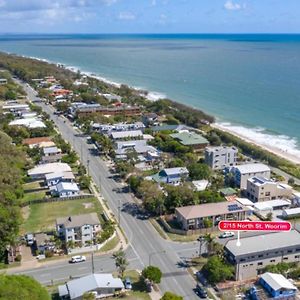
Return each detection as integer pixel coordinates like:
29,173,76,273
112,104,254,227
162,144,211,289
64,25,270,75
69,255,86,263
219,232,235,239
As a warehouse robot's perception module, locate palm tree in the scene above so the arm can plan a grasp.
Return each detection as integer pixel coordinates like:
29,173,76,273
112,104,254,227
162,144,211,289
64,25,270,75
114,250,128,277
204,233,215,255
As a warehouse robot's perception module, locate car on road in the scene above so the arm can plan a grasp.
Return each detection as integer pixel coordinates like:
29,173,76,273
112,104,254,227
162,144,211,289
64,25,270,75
219,231,235,239
36,254,46,260
195,284,208,298
69,255,86,263
124,278,132,290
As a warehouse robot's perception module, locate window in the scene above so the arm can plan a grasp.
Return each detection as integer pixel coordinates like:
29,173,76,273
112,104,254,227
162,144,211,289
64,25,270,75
258,262,263,266
283,257,288,260
295,255,300,259
270,260,275,263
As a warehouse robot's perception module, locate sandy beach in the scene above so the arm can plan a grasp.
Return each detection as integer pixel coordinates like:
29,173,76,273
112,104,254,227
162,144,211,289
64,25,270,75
211,123,300,164
212,123,300,165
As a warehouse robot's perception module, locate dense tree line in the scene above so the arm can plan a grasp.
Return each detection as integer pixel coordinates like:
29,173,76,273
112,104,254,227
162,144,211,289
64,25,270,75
0,131,26,262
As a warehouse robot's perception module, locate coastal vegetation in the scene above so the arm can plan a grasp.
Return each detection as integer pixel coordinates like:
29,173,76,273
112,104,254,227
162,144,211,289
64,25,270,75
0,274,50,300
0,131,26,263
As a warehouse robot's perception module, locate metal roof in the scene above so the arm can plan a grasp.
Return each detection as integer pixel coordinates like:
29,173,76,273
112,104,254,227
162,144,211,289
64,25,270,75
260,272,297,291
111,130,143,139
253,199,291,211
162,167,189,176
28,163,71,177
55,182,79,193
234,163,270,174
176,200,250,220
56,212,100,229
225,230,300,257
59,273,124,299
170,131,209,146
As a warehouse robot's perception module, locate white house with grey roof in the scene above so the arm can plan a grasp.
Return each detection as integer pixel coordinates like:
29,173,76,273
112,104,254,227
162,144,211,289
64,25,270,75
224,230,300,280
151,167,189,185
58,273,124,299
50,182,80,197
45,171,75,187
56,213,101,245
229,163,271,190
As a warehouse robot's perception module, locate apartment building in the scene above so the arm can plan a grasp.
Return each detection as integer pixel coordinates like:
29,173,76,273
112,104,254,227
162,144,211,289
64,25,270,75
224,230,300,280
205,146,238,170
246,177,292,202
229,163,271,190
56,213,101,246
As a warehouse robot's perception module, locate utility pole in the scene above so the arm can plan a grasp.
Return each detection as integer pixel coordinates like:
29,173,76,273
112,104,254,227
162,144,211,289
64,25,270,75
197,235,205,257
92,252,95,274
118,198,121,226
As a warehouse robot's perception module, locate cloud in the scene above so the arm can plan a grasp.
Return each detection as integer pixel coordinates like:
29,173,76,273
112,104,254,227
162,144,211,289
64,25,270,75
101,0,117,6
158,13,167,25
0,0,6,8
151,0,156,6
224,1,245,11
118,11,136,20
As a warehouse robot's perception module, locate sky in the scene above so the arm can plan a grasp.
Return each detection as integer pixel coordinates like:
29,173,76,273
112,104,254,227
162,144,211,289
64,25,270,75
0,0,299,34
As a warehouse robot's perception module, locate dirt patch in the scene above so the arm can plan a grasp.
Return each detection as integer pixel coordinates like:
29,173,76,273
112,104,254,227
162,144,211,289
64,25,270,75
22,206,30,221
82,202,94,209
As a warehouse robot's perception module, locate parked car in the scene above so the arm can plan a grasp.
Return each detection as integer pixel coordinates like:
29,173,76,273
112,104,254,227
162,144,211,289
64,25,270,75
145,279,152,292
195,271,208,287
124,278,132,290
36,254,46,260
195,284,208,298
25,233,34,246
219,231,235,238
69,255,86,263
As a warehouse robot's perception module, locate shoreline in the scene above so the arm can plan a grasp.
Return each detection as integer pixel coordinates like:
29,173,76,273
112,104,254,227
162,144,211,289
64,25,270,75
3,51,300,165
212,123,300,165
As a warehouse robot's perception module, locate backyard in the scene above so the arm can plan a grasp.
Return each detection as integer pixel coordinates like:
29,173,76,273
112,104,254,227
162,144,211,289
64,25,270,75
21,197,103,234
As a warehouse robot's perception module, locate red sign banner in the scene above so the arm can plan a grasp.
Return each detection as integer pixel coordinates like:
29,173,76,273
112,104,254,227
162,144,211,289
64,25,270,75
218,221,291,232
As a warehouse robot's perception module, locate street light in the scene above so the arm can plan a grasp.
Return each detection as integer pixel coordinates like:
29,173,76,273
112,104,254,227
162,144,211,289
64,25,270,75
197,235,205,257
149,250,166,266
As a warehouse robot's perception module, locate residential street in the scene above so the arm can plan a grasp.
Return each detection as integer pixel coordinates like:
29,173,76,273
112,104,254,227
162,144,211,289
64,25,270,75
14,82,202,299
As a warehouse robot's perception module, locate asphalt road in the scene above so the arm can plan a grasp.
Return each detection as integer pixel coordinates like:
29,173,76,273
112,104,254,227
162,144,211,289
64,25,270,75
15,82,201,299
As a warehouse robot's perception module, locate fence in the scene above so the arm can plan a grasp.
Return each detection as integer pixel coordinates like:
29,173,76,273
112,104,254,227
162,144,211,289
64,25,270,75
20,194,94,207
159,216,214,236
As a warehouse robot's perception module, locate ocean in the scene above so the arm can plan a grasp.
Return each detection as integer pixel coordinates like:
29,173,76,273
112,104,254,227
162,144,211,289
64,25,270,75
0,34,300,157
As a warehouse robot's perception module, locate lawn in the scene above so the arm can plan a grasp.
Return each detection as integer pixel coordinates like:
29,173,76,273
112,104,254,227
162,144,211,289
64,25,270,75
100,235,119,253
21,197,103,234
21,181,47,204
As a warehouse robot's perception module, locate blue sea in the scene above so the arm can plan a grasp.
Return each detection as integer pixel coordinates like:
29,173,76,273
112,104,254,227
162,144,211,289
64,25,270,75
0,34,300,159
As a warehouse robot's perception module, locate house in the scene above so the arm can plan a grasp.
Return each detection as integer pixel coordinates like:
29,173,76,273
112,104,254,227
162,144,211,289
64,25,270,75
45,171,75,187
115,140,160,161
34,233,55,254
175,201,251,231
228,163,271,190
58,273,124,300
22,137,53,148
224,230,300,280
282,207,300,219
56,213,101,245
0,78,7,85
246,177,292,202
192,180,209,191
253,199,291,220
92,122,145,134
110,130,144,140
50,182,80,197
142,113,158,127
205,146,238,170
259,272,297,299
101,93,122,102
9,118,46,129
2,104,30,114
150,124,191,132
219,187,237,197
41,146,62,164
151,167,189,185
75,104,141,118
170,131,209,152
28,163,72,179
